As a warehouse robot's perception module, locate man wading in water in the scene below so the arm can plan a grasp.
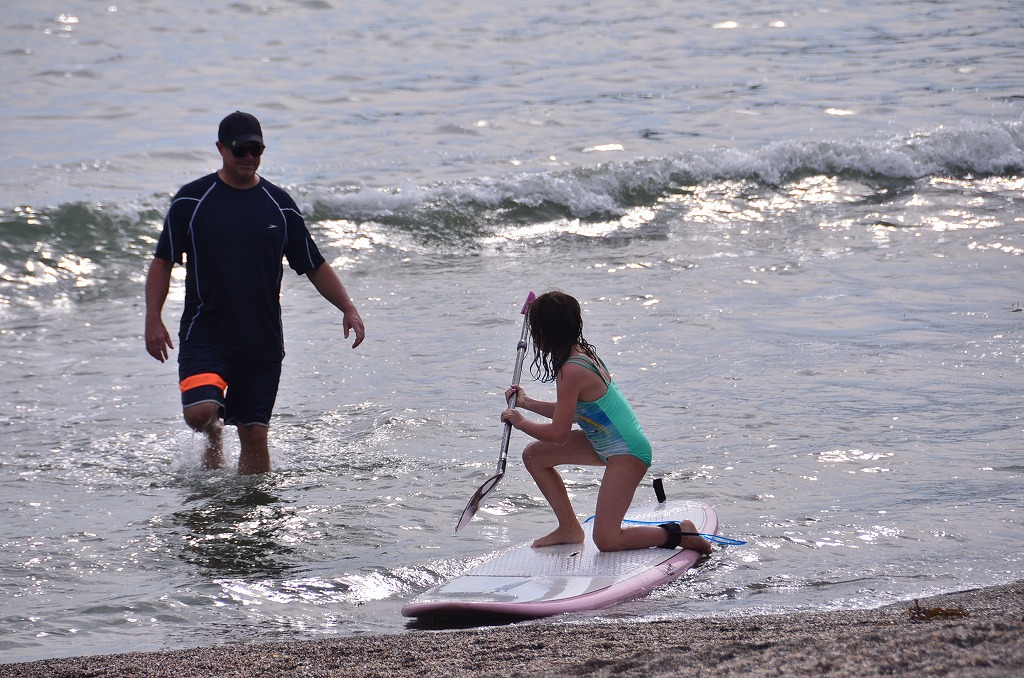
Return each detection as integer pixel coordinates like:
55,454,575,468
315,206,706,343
144,111,365,474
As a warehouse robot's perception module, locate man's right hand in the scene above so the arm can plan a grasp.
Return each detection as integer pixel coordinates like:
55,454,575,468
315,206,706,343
145,316,174,362
144,257,175,362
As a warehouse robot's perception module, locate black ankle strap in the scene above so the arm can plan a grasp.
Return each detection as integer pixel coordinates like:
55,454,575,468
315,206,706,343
659,522,682,549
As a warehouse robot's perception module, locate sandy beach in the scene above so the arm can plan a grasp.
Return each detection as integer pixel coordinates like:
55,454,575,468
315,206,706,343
2,580,1020,677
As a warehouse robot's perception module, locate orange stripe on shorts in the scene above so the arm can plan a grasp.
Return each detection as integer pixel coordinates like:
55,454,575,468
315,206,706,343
179,372,228,394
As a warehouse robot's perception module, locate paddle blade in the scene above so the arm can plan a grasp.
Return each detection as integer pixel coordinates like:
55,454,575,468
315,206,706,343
454,472,504,533
454,502,480,534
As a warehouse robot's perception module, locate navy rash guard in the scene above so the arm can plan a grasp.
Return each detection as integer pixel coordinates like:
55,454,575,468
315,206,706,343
155,173,325,360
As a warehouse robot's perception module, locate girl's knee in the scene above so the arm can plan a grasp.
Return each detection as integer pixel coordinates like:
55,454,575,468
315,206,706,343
521,441,543,468
592,530,621,553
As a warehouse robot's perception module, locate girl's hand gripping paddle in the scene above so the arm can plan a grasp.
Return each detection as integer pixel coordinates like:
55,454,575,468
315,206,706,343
455,291,535,533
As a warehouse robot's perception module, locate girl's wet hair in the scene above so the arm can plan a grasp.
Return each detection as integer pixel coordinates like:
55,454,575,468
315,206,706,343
527,291,599,382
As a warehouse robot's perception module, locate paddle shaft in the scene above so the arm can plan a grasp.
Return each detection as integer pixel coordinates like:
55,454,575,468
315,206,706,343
494,306,531,475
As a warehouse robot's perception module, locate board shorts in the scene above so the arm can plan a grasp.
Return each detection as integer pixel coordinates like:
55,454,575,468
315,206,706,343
177,339,282,427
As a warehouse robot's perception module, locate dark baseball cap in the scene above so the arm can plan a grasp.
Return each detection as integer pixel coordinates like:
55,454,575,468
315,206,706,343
218,111,264,149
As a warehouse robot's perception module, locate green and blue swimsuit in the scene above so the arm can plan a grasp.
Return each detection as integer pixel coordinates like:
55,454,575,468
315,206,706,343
564,355,652,466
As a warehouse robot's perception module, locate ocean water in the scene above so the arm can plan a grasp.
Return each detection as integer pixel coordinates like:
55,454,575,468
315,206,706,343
1,0,1022,664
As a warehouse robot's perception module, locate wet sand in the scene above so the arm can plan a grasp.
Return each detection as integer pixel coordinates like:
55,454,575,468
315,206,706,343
2,581,1021,677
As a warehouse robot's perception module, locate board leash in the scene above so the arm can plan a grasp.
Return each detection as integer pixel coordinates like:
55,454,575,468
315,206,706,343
581,515,747,546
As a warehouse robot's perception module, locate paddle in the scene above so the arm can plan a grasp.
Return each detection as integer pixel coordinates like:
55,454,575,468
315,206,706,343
454,291,536,533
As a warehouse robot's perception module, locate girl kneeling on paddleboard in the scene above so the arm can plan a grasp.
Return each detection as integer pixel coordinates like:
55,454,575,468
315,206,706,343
500,290,712,554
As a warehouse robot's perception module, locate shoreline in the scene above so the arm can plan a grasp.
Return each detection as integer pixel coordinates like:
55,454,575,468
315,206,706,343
2,581,1021,677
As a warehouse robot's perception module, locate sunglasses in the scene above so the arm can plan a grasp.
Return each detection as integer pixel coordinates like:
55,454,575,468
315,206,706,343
230,144,264,158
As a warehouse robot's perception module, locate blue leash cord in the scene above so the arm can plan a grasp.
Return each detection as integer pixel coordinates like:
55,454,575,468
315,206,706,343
582,516,747,546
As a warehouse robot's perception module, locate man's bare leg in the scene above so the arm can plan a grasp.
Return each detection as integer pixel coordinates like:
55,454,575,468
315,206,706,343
237,424,270,475
201,422,224,469
183,402,224,469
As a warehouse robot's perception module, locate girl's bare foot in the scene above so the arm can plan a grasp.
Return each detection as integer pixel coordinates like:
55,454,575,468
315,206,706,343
678,519,713,555
532,525,585,548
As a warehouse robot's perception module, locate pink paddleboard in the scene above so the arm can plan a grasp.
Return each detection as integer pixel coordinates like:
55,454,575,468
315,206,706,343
402,500,718,619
